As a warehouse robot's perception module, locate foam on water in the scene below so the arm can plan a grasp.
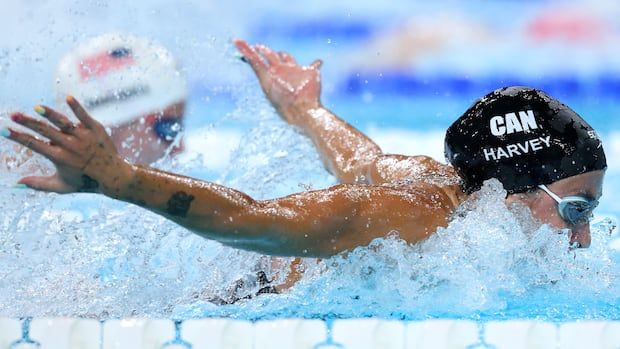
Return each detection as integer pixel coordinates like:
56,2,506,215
180,180,618,320
0,103,618,320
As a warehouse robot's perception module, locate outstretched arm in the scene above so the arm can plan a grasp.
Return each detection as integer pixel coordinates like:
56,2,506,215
5,98,453,257
235,40,383,184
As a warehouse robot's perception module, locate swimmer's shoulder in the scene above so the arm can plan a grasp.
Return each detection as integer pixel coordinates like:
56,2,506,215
406,155,457,177
372,154,465,210
370,154,460,184
370,154,457,180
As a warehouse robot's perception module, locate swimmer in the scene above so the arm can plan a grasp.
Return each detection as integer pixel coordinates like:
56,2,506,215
3,40,606,261
3,34,186,168
54,33,187,164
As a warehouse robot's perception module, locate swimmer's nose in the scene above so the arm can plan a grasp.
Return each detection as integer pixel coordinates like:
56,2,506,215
569,223,591,248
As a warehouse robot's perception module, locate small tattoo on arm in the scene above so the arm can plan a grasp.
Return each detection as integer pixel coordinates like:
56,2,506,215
126,197,146,206
166,191,195,217
78,175,99,193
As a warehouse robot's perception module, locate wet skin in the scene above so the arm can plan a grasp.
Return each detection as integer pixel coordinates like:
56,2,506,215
7,104,456,257
4,40,601,261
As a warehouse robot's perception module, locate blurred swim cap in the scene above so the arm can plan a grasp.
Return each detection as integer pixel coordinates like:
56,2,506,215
55,33,187,127
445,86,607,194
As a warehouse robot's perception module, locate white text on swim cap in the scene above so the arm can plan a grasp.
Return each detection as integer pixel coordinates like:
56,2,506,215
489,110,538,136
483,135,551,161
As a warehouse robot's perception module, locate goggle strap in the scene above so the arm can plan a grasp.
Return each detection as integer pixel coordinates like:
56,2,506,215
538,184,563,204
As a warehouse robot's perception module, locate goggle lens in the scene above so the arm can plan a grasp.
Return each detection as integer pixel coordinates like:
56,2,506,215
539,185,599,226
153,118,183,141
559,199,598,225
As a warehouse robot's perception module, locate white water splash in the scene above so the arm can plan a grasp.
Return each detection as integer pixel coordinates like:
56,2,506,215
0,108,618,320
213,180,618,320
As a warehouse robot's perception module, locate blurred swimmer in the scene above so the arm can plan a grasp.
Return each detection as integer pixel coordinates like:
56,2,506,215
3,40,606,266
54,33,187,164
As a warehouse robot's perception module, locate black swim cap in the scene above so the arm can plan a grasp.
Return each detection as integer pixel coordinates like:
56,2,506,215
445,86,607,194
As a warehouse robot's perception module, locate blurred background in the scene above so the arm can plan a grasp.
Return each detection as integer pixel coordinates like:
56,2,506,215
1,0,620,209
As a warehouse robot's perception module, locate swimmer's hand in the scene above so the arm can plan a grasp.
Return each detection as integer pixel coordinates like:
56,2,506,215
234,39,323,126
4,97,131,194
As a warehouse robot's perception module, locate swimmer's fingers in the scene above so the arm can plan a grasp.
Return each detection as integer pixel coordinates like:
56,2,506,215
310,59,323,70
10,112,73,147
4,128,62,161
279,51,296,64
65,96,103,131
6,128,89,171
233,39,268,73
256,45,281,66
34,105,76,134
18,174,75,193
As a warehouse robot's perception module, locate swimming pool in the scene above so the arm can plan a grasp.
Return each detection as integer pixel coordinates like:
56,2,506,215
1,0,620,347
2,88,619,322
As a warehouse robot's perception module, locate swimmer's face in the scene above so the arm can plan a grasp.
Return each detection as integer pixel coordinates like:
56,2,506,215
110,101,185,165
507,170,605,248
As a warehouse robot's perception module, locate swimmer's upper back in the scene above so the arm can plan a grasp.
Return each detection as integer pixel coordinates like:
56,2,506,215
368,154,463,206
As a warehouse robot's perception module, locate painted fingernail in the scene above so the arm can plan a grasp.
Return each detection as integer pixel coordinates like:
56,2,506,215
66,95,75,103
14,183,28,189
34,105,45,115
10,113,22,122
0,128,10,138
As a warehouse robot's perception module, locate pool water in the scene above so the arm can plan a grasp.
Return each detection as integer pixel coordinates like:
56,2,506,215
1,90,619,321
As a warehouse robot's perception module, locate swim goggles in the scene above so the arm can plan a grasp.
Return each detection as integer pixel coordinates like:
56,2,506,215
538,184,598,225
145,116,183,141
